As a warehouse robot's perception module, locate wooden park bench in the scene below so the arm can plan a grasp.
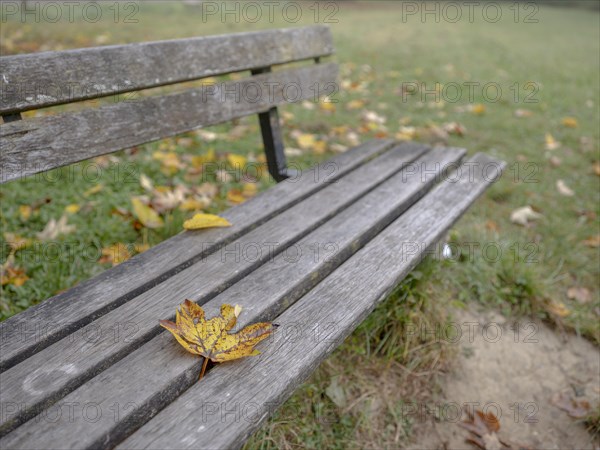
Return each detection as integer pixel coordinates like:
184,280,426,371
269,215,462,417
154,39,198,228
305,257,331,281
0,25,503,449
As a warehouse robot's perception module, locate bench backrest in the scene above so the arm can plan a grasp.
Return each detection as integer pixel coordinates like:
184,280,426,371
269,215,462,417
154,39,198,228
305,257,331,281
0,25,337,183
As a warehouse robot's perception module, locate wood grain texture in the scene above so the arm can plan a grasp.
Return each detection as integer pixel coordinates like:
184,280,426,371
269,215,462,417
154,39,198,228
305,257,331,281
0,147,467,450
0,26,334,114
118,154,505,450
0,63,338,183
0,143,429,436
0,138,396,373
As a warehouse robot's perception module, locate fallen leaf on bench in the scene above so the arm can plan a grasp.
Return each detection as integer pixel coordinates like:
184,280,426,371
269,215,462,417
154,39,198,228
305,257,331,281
510,206,542,226
183,213,231,230
131,197,164,228
160,300,276,380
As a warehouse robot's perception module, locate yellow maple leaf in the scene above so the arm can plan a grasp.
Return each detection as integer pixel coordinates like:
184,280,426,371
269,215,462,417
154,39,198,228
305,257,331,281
296,133,316,150
3,233,32,252
99,243,132,266
160,300,277,379
83,184,104,197
471,104,486,115
227,153,247,168
183,213,231,230
227,188,246,204
191,148,216,168
131,197,164,229
18,205,32,221
242,183,258,198
545,133,560,150
561,117,578,128
64,204,81,214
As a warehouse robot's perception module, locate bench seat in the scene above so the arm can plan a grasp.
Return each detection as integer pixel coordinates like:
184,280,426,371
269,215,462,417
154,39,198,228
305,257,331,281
0,140,503,449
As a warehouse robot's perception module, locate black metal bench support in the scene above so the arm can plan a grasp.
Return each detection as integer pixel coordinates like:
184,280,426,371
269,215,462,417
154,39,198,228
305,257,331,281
251,67,294,182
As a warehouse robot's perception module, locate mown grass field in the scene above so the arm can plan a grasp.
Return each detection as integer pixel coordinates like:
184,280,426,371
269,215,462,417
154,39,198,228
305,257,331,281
1,2,599,447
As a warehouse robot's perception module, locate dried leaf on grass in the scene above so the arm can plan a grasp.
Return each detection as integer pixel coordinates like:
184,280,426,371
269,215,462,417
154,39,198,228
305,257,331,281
551,391,591,418
459,409,531,450
36,215,76,240
510,206,542,226
183,213,231,230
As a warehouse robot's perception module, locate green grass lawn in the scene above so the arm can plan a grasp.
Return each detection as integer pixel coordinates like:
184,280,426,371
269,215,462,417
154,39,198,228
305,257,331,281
1,2,599,447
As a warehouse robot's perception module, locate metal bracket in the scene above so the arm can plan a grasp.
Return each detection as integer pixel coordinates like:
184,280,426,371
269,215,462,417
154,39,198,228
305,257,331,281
251,67,295,182
2,113,22,123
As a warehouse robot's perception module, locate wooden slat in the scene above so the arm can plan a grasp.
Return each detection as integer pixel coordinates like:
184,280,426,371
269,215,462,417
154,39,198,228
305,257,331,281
0,63,338,183
0,143,429,436
0,138,395,372
0,26,334,114
118,154,505,450
0,147,467,450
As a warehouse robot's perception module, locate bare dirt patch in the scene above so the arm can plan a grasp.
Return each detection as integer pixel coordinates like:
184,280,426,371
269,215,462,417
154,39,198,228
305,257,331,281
409,307,600,449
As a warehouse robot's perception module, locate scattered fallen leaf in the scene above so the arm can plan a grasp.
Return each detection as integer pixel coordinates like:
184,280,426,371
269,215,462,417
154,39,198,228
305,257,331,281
551,391,591,418
64,204,81,214
227,153,247,168
131,197,164,229
471,103,486,115
191,148,217,168
19,205,32,221
485,220,499,232
3,233,32,251
183,213,231,230
549,156,562,167
179,198,209,212
160,300,277,380
556,179,575,197
395,126,417,141
514,109,533,118
99,243,132,266
296,133,316,150
83,184,104,197
593,162,600,176
547,301,570,317
582,235,600,248
227,188,246,204
545,133,560,150
510,206,542,226
0,262,29,287
443,121,467,136
139,174,154,192
459,409,506,450
567,287,591,304
561,117,578,128
346,99,365,110
152,185,188,213
242,183,258,198
36,215,76,240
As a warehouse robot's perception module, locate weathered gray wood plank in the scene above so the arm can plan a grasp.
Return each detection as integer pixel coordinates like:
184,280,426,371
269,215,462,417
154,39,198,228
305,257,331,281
0,63,338,183
118,153,505,450
0,138,396,373
0,143,429,436
0,26,333,114
0,147,467,450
